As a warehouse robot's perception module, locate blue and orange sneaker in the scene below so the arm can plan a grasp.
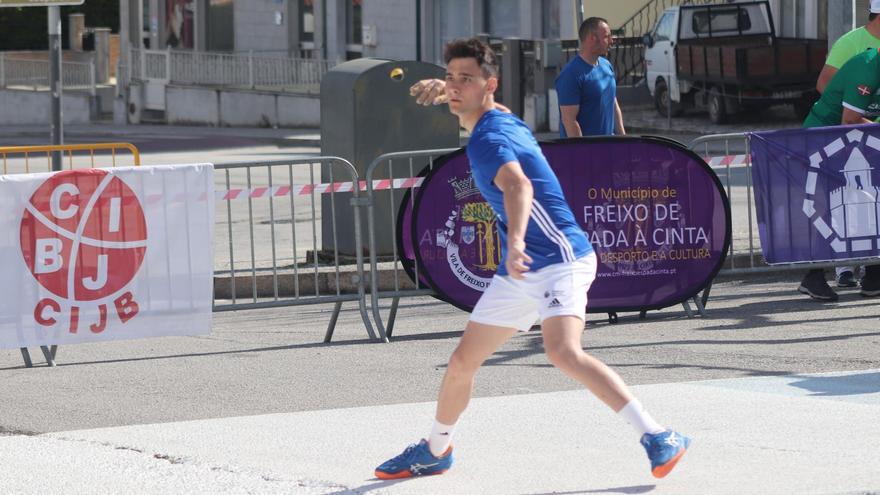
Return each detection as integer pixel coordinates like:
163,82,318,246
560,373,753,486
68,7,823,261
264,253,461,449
640,429,691,478
374,439,453,480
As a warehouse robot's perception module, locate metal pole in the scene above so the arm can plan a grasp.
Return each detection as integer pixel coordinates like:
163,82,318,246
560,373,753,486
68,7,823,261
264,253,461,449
117,0,130,124
415,0,421,61
49,6,63,171
248,50,254,88
667,50,673,129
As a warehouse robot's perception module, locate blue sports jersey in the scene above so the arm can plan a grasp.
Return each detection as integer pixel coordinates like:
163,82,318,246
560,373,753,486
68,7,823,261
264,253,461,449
466,109,592,276
555,55,616,137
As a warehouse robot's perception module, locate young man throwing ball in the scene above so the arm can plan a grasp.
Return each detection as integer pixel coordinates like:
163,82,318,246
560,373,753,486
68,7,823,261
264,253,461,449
375,38,691,480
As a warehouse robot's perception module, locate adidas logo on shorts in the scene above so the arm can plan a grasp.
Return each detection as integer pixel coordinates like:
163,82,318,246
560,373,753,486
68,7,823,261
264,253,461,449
548,298,562,308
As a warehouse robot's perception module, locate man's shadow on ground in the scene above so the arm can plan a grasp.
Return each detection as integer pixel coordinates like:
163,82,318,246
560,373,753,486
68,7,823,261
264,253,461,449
525,485,656,495
788,371,880,396
325,480,656,495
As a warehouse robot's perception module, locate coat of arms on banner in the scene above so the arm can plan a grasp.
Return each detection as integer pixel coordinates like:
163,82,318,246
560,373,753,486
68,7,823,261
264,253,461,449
427,172,499,291
445,172,501,270
803,128,880,253
460,225,476,245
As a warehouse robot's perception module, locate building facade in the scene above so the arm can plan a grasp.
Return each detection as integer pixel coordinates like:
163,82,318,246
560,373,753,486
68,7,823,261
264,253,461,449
127,0,581,61
126,1,861,62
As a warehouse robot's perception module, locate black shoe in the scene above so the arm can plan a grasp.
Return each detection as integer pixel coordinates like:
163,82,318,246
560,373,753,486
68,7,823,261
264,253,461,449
836,270,857,288
798,272,838,301
860,276,880,297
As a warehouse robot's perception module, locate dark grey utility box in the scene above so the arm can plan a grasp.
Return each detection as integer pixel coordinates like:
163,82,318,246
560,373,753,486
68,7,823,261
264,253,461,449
320,58,459,257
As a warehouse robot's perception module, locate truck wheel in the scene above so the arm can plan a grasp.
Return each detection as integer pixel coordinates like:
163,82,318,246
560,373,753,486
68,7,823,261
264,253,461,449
708,89,727,124
654,79,683,117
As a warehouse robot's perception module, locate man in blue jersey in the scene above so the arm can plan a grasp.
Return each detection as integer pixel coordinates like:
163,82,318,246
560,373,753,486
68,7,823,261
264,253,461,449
375,38,690,481
556,17,625,137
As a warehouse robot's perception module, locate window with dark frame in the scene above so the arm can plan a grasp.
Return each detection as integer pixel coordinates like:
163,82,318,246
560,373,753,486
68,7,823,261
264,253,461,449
691,8,752,35
300,0,314,43
345,0,362,60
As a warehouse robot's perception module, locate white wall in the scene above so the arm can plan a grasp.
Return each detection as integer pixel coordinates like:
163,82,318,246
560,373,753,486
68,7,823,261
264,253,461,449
0,90,90,125
362,0,417,60
234,0,291,53
165,85,319,127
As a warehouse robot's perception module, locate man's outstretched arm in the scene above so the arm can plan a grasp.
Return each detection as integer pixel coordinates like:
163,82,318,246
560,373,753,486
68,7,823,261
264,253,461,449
409,79,511,112
494,161,533,279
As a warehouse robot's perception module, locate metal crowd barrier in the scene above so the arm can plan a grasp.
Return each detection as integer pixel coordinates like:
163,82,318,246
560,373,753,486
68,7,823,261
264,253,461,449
0,142,141,174
212,158,377,342
690,133,755,274
26,133,880,357
5,142,141,368
364,148,459,340
690,133,877,275
362,146,722,337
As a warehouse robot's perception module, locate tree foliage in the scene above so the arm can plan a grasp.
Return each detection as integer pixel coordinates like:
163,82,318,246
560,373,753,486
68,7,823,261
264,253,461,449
0,1,118,50
461,202,495,224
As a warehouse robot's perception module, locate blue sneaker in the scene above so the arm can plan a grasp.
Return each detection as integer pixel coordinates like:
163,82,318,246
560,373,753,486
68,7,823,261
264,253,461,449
640,430,691,478
375,439,453,479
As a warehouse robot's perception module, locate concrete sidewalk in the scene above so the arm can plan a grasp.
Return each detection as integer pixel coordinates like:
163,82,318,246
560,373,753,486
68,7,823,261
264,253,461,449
2,370,877,494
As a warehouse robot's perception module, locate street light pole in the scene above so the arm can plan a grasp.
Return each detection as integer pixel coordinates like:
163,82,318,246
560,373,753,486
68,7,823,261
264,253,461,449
116,0,130,125
48,6,63,171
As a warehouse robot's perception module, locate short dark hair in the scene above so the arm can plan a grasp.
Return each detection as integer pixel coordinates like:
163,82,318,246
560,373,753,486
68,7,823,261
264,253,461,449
871,12,879,22
443,38,499,78
578,17,609,42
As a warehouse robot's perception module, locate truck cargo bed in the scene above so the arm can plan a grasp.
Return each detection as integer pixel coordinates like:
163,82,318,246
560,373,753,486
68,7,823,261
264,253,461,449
676,37,826,86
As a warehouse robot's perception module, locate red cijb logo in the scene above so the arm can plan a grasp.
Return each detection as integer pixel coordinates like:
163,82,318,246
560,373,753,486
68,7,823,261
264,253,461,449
20,169,147,334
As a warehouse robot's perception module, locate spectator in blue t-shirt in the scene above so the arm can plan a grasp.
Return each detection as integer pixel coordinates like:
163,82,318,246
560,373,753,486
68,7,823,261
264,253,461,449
556,17,625,137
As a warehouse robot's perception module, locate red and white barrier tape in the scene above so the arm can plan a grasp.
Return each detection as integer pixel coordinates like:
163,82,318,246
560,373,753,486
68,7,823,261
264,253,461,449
204,177,425,203
147,155,746,205
703,154,750,167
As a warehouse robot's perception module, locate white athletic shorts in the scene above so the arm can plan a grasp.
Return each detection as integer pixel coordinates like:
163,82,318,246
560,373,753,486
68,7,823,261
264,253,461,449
469,252,597,332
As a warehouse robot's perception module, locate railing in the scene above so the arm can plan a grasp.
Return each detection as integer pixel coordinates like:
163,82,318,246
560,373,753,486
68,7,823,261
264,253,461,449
130,48,335,93
7,141,140,368
212,158,378,343
0,142,140,174
607,0,716,86
18,132,875,358
0,54,96,94
364,149,459,340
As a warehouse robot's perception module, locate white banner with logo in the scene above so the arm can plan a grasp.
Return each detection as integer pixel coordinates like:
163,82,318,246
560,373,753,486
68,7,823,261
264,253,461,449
0,164,214,349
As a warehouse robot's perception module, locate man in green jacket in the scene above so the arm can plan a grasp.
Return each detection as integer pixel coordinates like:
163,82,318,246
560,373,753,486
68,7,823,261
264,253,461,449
798,47,880,301
816,0,880,94
813,0,880,287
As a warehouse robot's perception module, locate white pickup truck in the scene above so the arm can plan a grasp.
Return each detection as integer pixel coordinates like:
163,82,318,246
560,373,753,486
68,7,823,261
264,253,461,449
643,1,826,123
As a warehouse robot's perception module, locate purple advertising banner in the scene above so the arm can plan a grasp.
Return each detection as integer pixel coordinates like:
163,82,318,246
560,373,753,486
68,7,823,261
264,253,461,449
749,124,880,264
407,138,730,313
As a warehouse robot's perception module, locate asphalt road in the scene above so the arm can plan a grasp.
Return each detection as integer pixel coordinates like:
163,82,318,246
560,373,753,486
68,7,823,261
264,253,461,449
2,270,878,433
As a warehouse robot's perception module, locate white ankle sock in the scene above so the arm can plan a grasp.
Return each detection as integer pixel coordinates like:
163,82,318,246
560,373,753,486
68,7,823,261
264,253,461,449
428,420,455,457
618,399,665,436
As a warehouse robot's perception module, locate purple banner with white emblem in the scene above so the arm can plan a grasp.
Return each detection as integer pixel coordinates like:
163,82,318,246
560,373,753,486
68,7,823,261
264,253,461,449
749,124,880,264
403,137,730,313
